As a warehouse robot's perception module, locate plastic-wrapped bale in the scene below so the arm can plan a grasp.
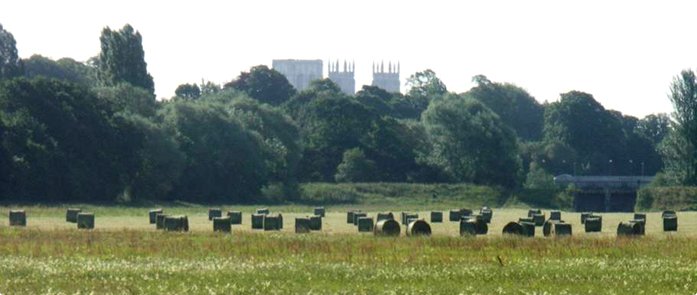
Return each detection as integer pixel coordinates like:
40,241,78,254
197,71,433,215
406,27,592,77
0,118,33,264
528,209,542,217
278,213,284,229
377,212,394,222
502,222,524,236
449,209,462,222
374,219,401,236
164,215,189,232
543,220,560,237
251,214,265,229
479,207,493,223
464,215,488,235
213,217,231,233
518,217,534,224
553,223,572,236
295,218,311,233
460,208,473,218
662,210,676,218
520,221,535,237
584,216,602,232
430,211,443,223
227,211,242,225
404,213,419,225
347,210,360,224
358,217,374,232
460,219,477,236
549,210,561,221
532,213,546,226
208,208,222,221
406,219,432,237
617,221,643,236
353,212,367,226
631,219,646,235
580,212,592,224
9,210,26,226
263,214,282,231
313,207,325,217
256,208,270,215
633,213,646,223
663,215,678,232
76,213,95,229
149,209,163,224
66,208,82,223
156,214,167,230
305,215,320,231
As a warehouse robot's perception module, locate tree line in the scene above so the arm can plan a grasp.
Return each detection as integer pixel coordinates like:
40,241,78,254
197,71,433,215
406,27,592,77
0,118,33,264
0,23,692,203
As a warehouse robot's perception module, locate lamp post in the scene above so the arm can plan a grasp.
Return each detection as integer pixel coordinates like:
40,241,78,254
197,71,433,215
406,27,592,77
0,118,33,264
608,159,613,176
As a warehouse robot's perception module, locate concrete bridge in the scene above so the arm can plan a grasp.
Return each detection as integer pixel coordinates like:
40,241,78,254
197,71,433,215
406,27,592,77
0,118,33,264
553,175,654,212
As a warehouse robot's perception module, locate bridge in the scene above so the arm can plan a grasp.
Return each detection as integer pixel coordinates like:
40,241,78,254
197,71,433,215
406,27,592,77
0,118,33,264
553,175,654,212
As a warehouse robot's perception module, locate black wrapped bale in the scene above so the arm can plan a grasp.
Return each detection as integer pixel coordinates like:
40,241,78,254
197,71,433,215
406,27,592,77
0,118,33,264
313,207,325,217
520,221,535,237
149,209,163,224
460,220,477,236
309,215,322,231
585,216,602,233
251,213,265,229
404,213,419,225
528,209,542,217
406,219,432,237
502,222,524,236
353,212,367,226
208,208,222,221
479,208,493,223
617,221,643,236
374,219,401,236
278,213,284,229
553,223,572,236
347,210,360,224
213,217,231,233
358,217,374,232
377,212,394,222
227,211,242,225
263,214,282,231
633,213,646,223
543,220,560,237
164,215,189,232
519,217,534,223
256,208,270,215
663,215,678,232
66,208,82,223
549,210,561,221
460,208,473,218
76,213,95,229
631,219,646,235
532,213,546,226
449,209,462,222
295,218,311,233
662,210,676,218
431,211,443,223
580,212,592,224
9,210,26,227
156,214,167,230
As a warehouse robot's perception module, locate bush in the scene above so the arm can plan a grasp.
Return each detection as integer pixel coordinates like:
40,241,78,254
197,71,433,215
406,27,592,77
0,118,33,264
637,186,697,211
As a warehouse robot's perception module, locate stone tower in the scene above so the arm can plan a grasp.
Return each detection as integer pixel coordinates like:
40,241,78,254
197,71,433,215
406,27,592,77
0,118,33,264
272,59,323,91
371,61,400,93
327,60,355,95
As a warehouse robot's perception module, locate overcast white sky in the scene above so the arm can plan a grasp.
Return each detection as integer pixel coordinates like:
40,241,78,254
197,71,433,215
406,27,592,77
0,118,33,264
2,0,695,117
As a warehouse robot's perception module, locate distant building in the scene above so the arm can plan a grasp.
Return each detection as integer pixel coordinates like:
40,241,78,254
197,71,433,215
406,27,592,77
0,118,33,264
328,60,355,95
372,61,400,93
272,59,323,91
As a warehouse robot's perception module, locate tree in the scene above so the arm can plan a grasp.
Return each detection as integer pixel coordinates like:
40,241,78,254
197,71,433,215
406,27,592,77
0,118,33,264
661,69,697,185
23,55,96,86
224,65,296,105
97,24,154,93
0,23,22,80
636,113,671,146
174,83,201,100
406,69,447,98
422,94,521,188
335,148,376,182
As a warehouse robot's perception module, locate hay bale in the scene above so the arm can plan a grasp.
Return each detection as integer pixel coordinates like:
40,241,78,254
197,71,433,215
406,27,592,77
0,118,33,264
164,215,189,232
584,216,602,233
404,213,419,225
295,218,311,233
663,215,678,232
263,214,282,231
617,221,643,236
662,210,676,218
156,214,167,230
528,209,542,217
149,209,163,224
353,212,367,226
227,211,242,225
465,216,488,235
66,208,82,223
347,210,360,223
213,217,231,233
580,212,592,224
553,223,572,236
518,217,534,223
358,217,374,232
430,211,443,223
208,208,222,221
449,209,462,222
278,213,284,229
376,212,394,222
309,215,322,231
374,219,401,236
313,207,326,217
631,219,646,235
251,213,265,229
479,208,493,223
76,213,95,230
549,210,561,221
459,220,477,236
502,222,525,236
532,213,545,226
543,219,560,237
633,213,646,223
520,221,535,237
406,219,432,237
9,210,26,227
256,208,270,215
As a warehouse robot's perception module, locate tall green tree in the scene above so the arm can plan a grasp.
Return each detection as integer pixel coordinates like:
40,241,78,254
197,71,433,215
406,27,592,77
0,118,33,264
0,23,22,80
97,24,154,93
661,69,697,185
224,65,296,105
335,148,376,182
406,69,448,97
23,55,96,86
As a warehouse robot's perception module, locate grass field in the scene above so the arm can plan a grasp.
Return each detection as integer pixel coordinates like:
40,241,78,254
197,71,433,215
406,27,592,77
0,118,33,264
1,203,697,294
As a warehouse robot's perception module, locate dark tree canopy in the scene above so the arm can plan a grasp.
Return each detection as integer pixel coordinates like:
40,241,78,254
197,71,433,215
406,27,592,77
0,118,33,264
174,83,201,100
97,24,154,93
224,65,296,105
0,23,23,80
661,69,697,185
23,55,96,86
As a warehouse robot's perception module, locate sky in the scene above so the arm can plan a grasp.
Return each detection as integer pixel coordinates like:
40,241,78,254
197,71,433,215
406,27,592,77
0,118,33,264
1,0,696,118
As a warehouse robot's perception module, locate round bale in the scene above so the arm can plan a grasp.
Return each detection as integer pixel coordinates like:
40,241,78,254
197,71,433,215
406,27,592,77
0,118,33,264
313,207,326,217
549,210,561,221
663,215,678,232
543,219,560,237
580,212,592,224
295,218,311,233
208,208,222,221
66,208,82,223
502,222,524,236
251,213,265,229
460,220,477,236
406,219,432,237
9,210,26,227
213,216,231,233
430,211,443,223
227,211,243,225
584,216,602,233
76,212,95,229
374,219,401,236
149,209,163,224
617,221,643,236
377,212,394,222
358,217,374,232
309,215,322,231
